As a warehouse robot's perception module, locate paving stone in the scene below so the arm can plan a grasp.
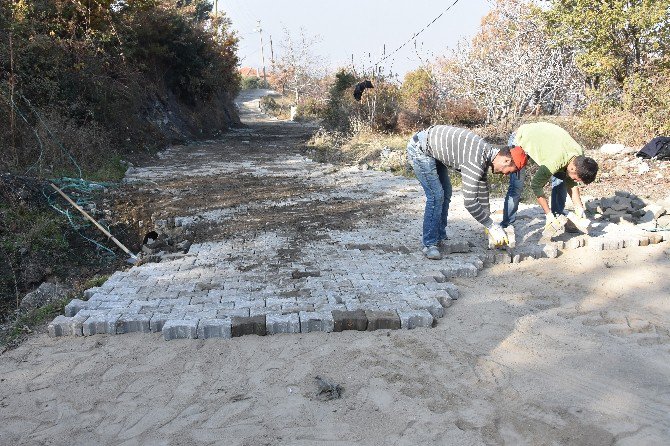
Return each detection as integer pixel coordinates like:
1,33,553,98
299,311,334,333
551,240,565,250
64,299,88,317
149,313,174,333
588,239,605,251
197,318,232,339
315,303,348,312
542,244,559,258
377,302,411,312
638,210,655,224
649,233,664,244
644,204,667,219
234,299,266,309
622,238,639,248
48,315,86,337
266,297,297,308
163,319,199,340
441,263,478,278
139,304,165,314
494,251,512,264
565,237,586,250
603,239,622,250
281,303,315,313
510,246,540,261
365,310,401,331
83,287,101,299
332,310,368,331
266,313,301,335
610,202,630,212
83,313,121,336
217,308,250,318
416,274,441,284
190,294,220,305
397,309,434,329
503,226,516,248
428,271,449,283
441,241,471,254
413,298,445,318
231,315,266,337
116,314,152,334
250,307,276,317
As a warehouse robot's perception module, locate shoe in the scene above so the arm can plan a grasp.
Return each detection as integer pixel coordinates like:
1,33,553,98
422,245,442,260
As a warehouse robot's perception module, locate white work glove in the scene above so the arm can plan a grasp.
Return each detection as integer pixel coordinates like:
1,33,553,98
486,223,508,247
574,206,586,219
544,213,565,234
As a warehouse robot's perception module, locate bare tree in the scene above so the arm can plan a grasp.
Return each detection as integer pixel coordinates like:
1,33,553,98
434,0,584,127
273,27,325,104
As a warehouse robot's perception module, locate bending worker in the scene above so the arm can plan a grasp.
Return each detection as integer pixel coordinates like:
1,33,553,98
500,122,599,233
407,125,528,260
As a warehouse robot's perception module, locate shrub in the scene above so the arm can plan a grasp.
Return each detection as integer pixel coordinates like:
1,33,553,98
260,95,291,119
241,76,270,90
295,98,326,121
0,0,240,176
434,99,486,128
400,68,438,126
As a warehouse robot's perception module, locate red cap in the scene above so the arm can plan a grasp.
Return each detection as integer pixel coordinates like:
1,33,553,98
510,146,528,170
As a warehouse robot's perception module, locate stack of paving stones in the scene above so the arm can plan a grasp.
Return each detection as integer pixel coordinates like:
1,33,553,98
585,190,667,226
49,147,668,340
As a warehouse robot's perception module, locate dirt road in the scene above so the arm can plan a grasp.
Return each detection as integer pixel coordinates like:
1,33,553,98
1,91,669,445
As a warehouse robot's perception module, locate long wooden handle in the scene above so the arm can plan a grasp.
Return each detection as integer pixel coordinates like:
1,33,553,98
49,183,137,259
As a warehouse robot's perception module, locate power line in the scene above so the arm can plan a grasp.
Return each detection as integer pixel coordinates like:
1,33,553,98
374,0,463,66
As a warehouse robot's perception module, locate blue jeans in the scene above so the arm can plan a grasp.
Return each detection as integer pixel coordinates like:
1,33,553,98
407,131,451,247
501,133,567,227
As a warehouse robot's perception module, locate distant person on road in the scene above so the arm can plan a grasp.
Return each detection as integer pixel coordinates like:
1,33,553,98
407,125,528,260
500,122,599,234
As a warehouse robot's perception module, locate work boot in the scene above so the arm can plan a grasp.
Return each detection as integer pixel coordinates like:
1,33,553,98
422,245,442,260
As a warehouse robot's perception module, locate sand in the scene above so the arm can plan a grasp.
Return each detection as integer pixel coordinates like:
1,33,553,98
1,244,669,445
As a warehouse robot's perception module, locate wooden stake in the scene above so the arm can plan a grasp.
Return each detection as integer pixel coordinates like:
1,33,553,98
50,183,137,261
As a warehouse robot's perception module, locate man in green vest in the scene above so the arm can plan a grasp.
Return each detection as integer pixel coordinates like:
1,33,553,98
501,122,599,234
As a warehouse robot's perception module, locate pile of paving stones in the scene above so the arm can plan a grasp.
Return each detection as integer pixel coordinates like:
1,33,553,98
585,191,667,226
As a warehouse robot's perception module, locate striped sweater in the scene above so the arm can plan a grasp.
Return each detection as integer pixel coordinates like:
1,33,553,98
424,125,497,226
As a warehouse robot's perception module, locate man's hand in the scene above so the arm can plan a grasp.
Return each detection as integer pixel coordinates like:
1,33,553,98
486,223,508,247
574,206,586,219
544,213,565,235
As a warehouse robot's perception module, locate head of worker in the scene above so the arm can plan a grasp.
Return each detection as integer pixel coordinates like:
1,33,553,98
492,145,528,174
567,156,599,184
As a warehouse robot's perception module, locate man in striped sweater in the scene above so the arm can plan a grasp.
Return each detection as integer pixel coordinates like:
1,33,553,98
407,125,528,260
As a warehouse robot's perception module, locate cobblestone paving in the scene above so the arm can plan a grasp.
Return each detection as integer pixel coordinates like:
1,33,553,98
49,93,667,340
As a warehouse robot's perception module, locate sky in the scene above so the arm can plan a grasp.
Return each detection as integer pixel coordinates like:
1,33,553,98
217,0,492,79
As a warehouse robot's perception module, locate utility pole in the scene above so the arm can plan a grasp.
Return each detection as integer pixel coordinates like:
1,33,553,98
255,20,267,83
214,0,217,18
269,35,274,66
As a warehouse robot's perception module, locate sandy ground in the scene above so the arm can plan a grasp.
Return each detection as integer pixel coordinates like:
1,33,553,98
1,90,669,445
1,245,669,445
